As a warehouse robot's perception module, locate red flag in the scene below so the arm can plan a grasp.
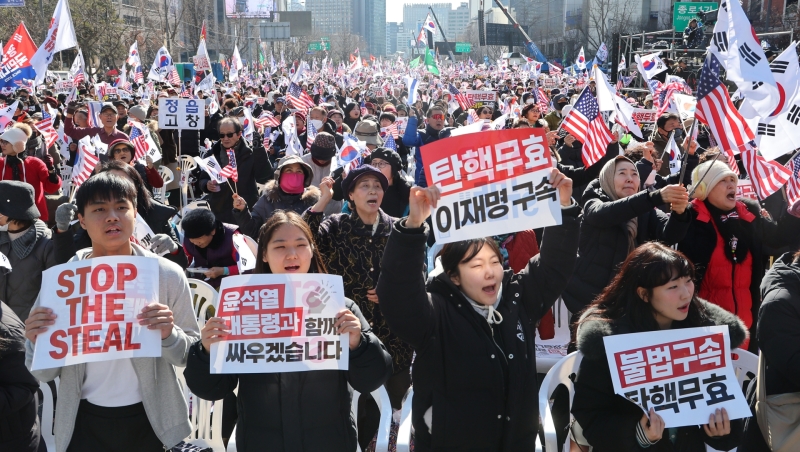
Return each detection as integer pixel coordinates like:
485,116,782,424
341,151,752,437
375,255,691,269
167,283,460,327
741,143,791,199
785,152,800,208
219,149,239,182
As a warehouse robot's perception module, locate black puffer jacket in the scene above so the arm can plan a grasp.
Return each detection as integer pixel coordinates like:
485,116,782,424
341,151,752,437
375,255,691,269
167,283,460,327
376,204,581,452
572,300,748,452
562,180,691,313
183,299,392,452
0,301,40,452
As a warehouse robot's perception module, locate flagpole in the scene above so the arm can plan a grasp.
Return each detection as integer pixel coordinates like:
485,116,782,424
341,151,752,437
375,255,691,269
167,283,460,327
677,118,698,186
688,151,723,198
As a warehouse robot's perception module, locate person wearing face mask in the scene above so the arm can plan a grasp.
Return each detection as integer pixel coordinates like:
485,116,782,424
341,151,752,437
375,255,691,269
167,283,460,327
0,127,61,222
402,106,446,187
300,106,343,149
677,160,800,351
544,95,570,130
376,169,579,452
561,156,692,318
0,181,56,321
652,113,687,178
231,155,320,238
298,132,343,217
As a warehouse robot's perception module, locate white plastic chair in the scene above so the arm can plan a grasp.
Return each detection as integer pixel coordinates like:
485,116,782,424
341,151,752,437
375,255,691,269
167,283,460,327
185,389,226,452
396,386,414,452
227,424,238,452
352,386,393,452
187,278,219,326
39,378,59,452
535,298,572,374
153,166,174,204
705,348,757,452
179,155,198,207
538,351,585,452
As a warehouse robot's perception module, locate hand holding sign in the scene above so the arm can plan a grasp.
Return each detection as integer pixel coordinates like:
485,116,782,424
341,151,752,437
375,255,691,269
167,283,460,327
548,168,573,207
334,309,362,350
201,317,229,353
25,307,57,343
703,408,731,437
640,409,665,443
407,186,441,229
137,302,175,339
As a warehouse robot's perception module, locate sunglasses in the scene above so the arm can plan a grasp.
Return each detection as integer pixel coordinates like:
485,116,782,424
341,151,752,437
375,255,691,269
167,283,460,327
430,114,445,120
220,132,239,138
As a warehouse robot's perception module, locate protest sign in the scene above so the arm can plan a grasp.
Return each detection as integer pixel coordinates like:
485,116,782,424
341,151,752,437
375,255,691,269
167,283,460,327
30,257,162,371
603,326,751,428
210,274,349,374
394,117,408,136
421,128,562,244
55,80,74,94
158,98,206,130
632,108,658,124
737,179,758,201
465,90,497,108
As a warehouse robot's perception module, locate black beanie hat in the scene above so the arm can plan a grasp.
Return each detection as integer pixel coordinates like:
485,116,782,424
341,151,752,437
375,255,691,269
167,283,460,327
365,147,403,174
181,209,217,239
310,132,337,160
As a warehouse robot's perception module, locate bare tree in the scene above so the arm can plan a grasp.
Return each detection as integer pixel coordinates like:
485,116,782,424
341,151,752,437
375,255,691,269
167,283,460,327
581,0,645,53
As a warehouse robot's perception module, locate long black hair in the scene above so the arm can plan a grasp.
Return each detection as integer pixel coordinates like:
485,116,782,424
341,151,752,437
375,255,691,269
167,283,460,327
578,242,707,332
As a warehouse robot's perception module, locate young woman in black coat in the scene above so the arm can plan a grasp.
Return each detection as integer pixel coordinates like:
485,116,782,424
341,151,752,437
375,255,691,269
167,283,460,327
376,169,579,452
183,211,393,452
572,242,747,452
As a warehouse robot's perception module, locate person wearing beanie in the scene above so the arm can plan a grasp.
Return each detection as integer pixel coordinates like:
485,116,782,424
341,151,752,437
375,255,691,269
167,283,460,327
108,139,164,194
327,109,350,134
304,164,409,448
232,155,320,237
0,126,61,222
181,208,245,289
331,148,411,218
114,100,129,131
677,159,800,351
0,180,56,320
562,156,692,317
301,131,343,217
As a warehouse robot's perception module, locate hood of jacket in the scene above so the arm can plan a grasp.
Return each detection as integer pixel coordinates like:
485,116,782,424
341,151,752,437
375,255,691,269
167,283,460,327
264,179,320,205
576,299,749,361
761,252,800,304
0,219,51,260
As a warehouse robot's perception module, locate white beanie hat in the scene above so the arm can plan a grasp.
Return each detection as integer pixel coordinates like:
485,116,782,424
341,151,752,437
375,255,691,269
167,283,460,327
0,127,29,149
690,160,737,201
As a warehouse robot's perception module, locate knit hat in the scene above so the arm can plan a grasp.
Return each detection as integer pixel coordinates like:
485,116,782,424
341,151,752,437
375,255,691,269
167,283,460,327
0,127,28,151
273,154,313,187
365,147,403,174
690,160,737,201
0,181,40,221
342,164,389,195
129,105,148,121
181,209,217,239
309,132,337,161
353,120,383,146
327,109,344,119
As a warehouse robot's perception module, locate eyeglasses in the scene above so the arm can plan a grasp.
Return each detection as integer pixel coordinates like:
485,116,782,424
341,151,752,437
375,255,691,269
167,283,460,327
220,132,239,138
371,161,390,169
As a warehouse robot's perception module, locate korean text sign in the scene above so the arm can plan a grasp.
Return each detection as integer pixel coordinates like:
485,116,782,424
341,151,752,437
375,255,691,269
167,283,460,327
158,98,206,130
31,257,162,370
603,326,751,428
421,128,562,244
210,274,349,374
465,90,497,108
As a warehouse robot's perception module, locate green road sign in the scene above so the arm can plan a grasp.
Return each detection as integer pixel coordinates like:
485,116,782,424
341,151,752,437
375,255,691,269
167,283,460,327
308,41,331,52
455,42,471,53
673,2,717,31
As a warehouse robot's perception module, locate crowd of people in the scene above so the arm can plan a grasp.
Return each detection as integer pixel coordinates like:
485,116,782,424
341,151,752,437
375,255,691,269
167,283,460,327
0,56,798,452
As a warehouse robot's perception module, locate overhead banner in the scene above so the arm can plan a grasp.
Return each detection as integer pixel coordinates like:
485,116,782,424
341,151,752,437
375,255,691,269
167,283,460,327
30,257,162,371
603,326,751,428
158,98,206,130
210,274,349,374
0,22,37,90
421,128,562,244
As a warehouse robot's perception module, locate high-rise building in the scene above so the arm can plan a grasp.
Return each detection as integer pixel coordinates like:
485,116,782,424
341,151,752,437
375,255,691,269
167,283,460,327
365,0,386,56
387,22,400,55
306,0,355,35
403,3,452,44
288,0,304,11
448,2,470,40
307,0,384,56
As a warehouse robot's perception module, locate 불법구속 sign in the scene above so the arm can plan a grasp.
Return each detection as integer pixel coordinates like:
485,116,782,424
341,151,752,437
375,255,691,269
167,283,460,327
30,256,162,371
210,274,349,374
603,326,751,428
421,128,562,244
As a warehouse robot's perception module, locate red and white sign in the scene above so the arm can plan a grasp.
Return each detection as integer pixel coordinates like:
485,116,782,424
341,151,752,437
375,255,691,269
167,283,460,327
421,129,562,244
464,90,497,107
210,274,349,374
632,108,658,124
603,326,751,428
30,257,162,370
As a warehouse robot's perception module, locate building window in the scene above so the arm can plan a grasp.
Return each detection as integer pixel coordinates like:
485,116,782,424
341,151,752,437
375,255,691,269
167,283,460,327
123,14,142,25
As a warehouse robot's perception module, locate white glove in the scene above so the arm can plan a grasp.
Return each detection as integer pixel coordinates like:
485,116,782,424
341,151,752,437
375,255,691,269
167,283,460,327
150,234,178,255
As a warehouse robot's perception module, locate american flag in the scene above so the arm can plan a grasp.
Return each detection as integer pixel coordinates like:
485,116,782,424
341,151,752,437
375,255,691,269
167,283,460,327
535,87,550,114
255,111,280,129
380,123,399,139
694,54,754,155
740,142,791,199
72,139,100,188
725,149,740,175
384,134,397,152
360,99,368,117
86,102,102,128
560,88,614,167
129,126,149,161
219,149,239,182
785,152,800,208
448,84,470,111
549,64,562,76
305,121,317,151
72,68,85,85
132,65,144,83
168,66,181,86
35,111,58,150
467,108,479,124
286,82,315,110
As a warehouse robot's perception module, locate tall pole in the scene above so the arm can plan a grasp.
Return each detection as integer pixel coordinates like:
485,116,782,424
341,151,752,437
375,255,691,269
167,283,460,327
428,6,456,62
163,0,170,53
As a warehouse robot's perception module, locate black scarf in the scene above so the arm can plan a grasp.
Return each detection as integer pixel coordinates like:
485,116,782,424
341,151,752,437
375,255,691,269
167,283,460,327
705,200,752,264
6,154,24,181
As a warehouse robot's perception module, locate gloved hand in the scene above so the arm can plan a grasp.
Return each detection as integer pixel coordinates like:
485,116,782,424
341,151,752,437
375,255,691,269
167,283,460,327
42,152,55,171
66,101,79,115
151,234,179,255
55,203,77,232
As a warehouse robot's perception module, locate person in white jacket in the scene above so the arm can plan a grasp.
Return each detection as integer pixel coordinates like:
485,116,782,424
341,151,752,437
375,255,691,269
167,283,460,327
23,172,200,452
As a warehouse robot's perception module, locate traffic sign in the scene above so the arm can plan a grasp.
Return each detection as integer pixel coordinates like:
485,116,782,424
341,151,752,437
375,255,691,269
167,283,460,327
673,2,717,31
455,42,471,53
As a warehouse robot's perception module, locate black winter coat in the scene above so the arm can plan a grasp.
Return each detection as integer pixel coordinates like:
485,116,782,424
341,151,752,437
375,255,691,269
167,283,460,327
198,138,272,224
183,299,392,452
53,200,187,268
0,301,40,452
677,198,800,350
376,204,581,452
572,300,748,452
562,180,691,313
